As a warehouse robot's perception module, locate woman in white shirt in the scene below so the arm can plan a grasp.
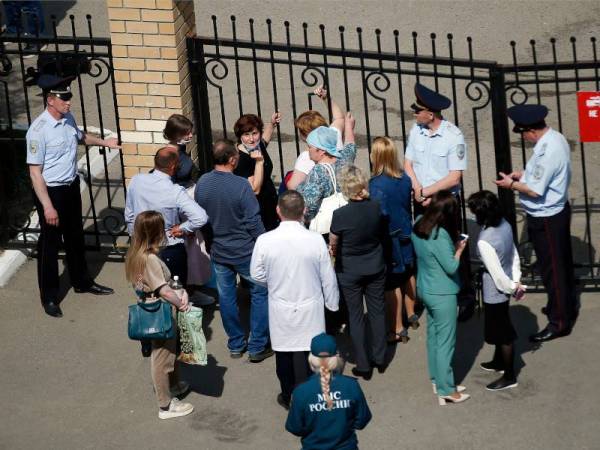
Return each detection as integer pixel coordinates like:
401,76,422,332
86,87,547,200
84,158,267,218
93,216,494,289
467,190,526,391
287,86,345,190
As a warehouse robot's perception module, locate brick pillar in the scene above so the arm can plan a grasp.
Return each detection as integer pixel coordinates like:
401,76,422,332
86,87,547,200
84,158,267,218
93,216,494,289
107,0,195,181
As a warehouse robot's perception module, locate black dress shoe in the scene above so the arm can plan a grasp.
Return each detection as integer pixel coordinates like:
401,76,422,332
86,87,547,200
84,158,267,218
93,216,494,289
74,282,114,295
529,327,570,343
248,347,274,363
43,302,63,318
371,362,387,374
277,393,290,410
351,367,373,381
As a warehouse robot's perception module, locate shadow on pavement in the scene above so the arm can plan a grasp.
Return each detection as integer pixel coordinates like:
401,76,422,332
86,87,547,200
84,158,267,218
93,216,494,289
181,354,228,398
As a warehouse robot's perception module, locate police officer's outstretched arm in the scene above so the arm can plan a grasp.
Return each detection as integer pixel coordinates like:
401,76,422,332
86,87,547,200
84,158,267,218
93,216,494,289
82,132,120,150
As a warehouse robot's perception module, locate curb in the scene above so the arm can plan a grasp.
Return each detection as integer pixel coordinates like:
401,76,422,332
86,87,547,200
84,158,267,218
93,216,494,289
0,127,118,288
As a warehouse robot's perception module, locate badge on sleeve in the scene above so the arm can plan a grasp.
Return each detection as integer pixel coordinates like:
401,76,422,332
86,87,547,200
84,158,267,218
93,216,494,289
29,140,39,154
456,143,466,160
533,163,544,180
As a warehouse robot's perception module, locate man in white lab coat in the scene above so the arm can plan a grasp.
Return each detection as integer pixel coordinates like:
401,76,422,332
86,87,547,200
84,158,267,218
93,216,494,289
250,190,339,410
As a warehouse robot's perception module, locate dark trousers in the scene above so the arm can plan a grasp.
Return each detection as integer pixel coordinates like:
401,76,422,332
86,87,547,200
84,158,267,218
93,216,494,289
33,177,91,304
338,270,387,371
159,243,188,286
275,351,311,403
527,203,577,333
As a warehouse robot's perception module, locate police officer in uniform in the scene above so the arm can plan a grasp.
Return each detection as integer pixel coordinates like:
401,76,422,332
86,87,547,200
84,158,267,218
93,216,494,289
27,74,120,318
404,83,474,320
496,104,576,342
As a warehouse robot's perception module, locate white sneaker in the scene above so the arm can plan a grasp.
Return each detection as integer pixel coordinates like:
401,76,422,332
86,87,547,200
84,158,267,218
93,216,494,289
158,398,193,420
170,381,190,398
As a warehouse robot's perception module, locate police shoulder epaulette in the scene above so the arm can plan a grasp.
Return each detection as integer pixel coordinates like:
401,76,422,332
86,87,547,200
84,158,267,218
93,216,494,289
32,119,46,132
447,123,462,136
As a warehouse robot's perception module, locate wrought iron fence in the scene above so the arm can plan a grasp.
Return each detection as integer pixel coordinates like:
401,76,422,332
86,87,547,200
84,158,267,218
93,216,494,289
188,16,600,289
0,13,126,254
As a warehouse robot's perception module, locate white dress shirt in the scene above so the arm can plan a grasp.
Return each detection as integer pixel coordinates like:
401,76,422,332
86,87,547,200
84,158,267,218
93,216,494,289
250,221,339,351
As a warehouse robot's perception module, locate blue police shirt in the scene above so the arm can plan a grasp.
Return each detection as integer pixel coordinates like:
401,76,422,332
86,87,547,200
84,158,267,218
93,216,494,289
26,110,83,186
286,374,372,450
404,120,467,192
520,128,571,217
125,170,208,246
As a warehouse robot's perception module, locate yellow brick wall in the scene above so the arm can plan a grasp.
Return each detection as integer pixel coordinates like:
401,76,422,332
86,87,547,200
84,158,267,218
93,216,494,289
108,0,196,181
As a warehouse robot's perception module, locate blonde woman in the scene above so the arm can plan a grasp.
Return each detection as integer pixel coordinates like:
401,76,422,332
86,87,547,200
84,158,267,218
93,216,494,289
125,211,193,420
329,165,387,380
286,333,371,449
369,137,419,344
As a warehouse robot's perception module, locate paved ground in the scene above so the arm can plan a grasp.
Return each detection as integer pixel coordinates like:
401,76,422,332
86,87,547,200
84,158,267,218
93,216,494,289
0,253,599,450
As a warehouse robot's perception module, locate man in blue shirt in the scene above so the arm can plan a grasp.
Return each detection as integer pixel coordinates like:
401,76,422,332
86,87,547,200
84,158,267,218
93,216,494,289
27,74,120,318
125,147,208,286
496,104,576,342
404,83,474,321
286,333,371,450
194,139,271,363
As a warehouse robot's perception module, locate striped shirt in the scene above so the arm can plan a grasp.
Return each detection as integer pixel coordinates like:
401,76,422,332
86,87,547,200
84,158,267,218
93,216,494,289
194,169,265,264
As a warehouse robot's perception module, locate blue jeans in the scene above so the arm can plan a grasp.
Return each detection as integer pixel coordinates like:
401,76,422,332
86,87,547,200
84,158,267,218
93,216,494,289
213,259,269,354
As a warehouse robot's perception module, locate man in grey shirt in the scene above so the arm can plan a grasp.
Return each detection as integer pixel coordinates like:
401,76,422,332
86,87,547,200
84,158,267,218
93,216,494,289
125,147,208,285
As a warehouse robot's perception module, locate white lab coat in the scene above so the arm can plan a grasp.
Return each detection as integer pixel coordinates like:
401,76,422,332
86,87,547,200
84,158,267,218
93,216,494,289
250,221,339,352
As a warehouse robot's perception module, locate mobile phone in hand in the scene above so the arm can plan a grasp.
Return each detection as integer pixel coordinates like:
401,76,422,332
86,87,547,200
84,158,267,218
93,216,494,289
459,233,469,241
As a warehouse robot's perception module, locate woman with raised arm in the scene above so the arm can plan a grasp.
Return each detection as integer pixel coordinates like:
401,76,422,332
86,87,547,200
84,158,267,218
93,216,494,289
233,112,281,231
410,191,470,405
296,112,356,226
287,85,345,190
125,211,193,420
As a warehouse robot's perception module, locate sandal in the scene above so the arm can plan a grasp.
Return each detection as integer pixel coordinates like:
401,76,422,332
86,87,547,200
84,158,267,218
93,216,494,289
387,329,409,344
407,314,420,330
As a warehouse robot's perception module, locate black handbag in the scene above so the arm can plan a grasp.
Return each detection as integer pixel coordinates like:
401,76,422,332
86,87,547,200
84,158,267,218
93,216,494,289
128,300,175,341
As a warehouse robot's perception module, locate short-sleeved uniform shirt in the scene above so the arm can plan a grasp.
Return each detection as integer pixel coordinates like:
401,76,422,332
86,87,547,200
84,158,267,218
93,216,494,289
26,110,83,186
404,120,467,191
520,128,571,217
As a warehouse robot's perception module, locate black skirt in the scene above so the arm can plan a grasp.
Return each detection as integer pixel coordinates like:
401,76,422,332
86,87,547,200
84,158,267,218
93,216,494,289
484,301,517,345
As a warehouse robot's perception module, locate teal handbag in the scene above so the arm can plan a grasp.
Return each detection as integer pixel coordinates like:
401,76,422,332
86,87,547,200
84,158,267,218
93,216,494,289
128,299,175,341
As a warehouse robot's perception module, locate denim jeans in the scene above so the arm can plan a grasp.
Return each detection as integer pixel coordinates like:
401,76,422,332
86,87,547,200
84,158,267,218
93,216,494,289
3,1,45,35
213,259,269,354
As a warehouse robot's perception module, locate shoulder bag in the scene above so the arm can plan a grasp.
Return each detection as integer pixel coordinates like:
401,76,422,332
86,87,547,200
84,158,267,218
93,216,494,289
309,163,348,234
128,299,175,341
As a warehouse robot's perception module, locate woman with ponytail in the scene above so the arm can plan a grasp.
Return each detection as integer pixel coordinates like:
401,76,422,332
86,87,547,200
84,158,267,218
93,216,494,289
286,333,372,450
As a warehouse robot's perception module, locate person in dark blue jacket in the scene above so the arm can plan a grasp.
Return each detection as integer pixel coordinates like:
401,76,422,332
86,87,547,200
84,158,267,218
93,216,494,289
369,137,419,344
285,333,372,450
163,114,196,188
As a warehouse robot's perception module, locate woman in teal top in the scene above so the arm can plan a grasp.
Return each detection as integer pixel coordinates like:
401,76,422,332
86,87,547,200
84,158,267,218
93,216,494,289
410,191,470,405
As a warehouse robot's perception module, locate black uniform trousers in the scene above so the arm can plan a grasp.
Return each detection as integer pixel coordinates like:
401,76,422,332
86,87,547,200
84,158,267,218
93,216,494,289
337,269,387,371
527,203,577,333
33,177,91,304
275,351,311,403
159,243,188,286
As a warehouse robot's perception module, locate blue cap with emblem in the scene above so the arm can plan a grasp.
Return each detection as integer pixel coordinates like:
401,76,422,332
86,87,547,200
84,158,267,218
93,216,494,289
507,104,548,133
38,74,76,100
411,83,452,113
310,332,337,357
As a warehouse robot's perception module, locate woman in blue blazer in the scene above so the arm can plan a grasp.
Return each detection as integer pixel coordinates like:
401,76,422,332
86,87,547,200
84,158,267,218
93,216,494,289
410,191,470,405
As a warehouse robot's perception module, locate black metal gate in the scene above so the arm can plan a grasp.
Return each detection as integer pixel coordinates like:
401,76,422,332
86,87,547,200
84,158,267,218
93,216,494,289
0,14,127,254
188,17,600,289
